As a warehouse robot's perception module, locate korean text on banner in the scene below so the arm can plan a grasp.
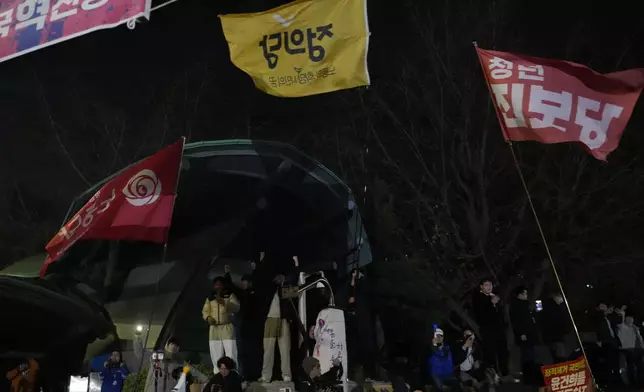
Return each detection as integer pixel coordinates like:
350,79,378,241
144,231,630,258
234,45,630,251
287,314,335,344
219,0,370,98
476,47,644,160
0,0,151,64
41,138,184,277
541,357,592,392
313,308,348,392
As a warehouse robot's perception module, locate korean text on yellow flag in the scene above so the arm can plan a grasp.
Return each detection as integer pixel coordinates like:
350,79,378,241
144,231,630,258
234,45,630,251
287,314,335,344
219,0,370,97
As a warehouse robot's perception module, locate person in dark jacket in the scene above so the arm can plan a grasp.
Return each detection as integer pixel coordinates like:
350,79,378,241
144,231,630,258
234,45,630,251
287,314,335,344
471,279,509,377
224,267,260,381
509,286,539,384
427,329,461,392
346,268,376,379
100,351,129,392
296,357,342,392
541,292,571,363
595,303,622,384
204,357,243,392
452,330,499,391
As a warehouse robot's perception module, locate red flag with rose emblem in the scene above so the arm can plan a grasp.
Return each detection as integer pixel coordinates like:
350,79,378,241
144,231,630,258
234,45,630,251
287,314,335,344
40,138,185,278
475,47,644,160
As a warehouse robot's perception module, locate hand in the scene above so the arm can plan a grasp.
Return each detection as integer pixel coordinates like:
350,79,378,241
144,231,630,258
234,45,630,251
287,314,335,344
260,252,265,261
520,335,527,341
474,360,481,369
349,296,356,304
216,297,226,305
597,341,603,348
491,295,500,305
274,274,285,284
104,361,109,368
207,316,216,325
293,256,299,267
332,261,337,270
224,265,230,274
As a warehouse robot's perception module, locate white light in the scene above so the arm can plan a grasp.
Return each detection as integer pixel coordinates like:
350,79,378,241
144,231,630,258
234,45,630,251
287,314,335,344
136,325,144,332
68,376,88,392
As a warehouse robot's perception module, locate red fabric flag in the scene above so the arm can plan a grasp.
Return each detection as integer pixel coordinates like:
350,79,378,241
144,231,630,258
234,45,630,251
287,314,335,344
41,138,185,277
476,47,644,160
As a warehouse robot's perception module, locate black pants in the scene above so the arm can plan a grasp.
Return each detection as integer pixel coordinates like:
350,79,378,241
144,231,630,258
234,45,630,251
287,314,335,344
623,349,644,386
347,313,376,378
480,331,509,376
519,344,540,385
431,375,462,392
600,344,622,385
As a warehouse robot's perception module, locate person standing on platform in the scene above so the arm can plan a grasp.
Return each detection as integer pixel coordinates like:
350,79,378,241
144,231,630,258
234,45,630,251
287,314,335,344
471,279,510,379
509,286,539,384
541,292,571,363
255,252,300,383
203,276,240,372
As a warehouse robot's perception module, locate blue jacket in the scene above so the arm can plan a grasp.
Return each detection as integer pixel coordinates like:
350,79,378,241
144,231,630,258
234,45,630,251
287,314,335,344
100,364,129,392
428,344,453,379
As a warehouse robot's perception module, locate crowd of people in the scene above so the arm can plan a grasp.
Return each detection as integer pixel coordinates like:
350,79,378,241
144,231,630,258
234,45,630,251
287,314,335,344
592,303,644,386
419,279,644,391
420,279,574,392
197,251,363,392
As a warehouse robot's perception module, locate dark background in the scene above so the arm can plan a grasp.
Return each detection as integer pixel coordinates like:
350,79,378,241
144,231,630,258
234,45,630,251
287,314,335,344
1,0,643,354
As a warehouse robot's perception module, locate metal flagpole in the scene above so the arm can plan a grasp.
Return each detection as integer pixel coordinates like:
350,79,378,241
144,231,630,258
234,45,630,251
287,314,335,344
472,41,599,389
136,137,187,391
506,141,599,389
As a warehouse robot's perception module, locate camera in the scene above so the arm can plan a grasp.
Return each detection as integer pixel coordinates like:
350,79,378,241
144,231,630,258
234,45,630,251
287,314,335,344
106,359,120,369
152,352,165,360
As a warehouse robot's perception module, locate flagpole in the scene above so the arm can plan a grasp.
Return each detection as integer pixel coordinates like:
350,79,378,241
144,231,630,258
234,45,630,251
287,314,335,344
508,141,599,388
137,137,187,389
472,41,598,388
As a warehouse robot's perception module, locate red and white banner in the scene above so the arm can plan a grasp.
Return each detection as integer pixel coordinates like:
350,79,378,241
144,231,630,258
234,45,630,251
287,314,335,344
0,0,151,64
476,47,644,160
41,138,185,277
541,356,592,392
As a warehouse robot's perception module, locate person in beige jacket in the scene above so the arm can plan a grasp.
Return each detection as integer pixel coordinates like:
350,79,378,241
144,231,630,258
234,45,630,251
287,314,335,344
203,276,240,372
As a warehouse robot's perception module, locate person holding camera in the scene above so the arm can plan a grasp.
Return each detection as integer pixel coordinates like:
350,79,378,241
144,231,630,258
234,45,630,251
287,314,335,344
204,357,243,392
427,329,461,392
453,330,499,392
100,351,129,392
203,276,241,372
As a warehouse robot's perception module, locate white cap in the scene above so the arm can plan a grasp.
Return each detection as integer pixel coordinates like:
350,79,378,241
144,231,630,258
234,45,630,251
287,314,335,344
435,328,444,336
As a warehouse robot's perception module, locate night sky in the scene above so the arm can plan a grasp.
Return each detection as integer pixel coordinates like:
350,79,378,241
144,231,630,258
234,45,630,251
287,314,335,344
1,0,644,312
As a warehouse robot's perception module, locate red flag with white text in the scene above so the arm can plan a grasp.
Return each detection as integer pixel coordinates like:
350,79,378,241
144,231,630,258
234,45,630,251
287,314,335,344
476,47,644,160
41,138,185,277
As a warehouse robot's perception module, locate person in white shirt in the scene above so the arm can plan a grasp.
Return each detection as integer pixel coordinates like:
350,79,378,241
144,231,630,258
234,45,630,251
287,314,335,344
617,315,644,385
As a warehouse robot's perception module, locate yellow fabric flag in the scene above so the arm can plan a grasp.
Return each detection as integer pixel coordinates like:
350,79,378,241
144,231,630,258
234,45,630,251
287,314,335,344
219,0,370,97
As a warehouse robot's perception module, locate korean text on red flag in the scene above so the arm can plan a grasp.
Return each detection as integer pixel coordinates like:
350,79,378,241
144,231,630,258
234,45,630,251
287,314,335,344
41,138,184,277
0,0,151,64
476,47,644,160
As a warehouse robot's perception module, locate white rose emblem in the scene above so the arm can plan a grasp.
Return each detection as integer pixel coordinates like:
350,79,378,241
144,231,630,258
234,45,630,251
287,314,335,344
123,169,162,206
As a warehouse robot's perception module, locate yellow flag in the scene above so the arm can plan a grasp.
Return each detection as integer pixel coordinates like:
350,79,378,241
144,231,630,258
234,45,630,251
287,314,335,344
219,0,370,97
